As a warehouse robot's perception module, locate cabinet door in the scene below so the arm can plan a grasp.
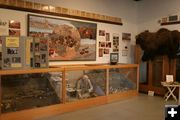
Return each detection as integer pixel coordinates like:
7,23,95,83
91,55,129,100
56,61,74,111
151,56,163,87
176,58,180,82
135,45,148,84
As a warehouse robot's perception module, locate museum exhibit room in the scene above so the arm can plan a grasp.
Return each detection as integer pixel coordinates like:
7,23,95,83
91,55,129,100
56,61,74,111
0,0,180,120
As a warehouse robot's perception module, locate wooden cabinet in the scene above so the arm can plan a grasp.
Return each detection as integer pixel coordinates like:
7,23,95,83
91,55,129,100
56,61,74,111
135,45,177,95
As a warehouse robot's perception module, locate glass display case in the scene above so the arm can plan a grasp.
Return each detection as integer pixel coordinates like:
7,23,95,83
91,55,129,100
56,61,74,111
0,64,139,120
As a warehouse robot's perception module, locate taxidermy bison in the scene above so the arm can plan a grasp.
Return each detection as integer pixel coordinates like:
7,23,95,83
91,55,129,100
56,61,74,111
136,28,180,61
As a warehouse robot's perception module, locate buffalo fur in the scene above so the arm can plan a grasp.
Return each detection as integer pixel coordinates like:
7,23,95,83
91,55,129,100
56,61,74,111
136,28,180,61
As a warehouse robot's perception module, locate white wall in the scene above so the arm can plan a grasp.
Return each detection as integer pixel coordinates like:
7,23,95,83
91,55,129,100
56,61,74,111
27,0,138,24
137,0,180,33
0,0,138,65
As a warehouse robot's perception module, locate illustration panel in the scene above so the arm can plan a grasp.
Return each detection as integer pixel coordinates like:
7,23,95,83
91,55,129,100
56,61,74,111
28,14,97,61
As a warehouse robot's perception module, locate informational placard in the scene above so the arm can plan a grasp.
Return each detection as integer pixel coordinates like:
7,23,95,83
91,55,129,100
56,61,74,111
26,38,32,65
166,75,174,83
6,37,19,47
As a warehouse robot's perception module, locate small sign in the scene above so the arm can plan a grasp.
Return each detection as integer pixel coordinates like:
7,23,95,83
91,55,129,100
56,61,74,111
166,75,174,83
6,37,19,47
148,91,154,96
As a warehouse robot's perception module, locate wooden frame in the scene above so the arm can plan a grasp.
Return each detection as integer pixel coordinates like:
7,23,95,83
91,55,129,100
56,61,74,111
28,14,97,61
0,0,123,25
0,64,139,120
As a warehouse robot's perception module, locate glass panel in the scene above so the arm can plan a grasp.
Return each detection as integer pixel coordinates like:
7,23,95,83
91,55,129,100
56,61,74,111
139,61,148,84
66,69,106,102
1,72,62,113
176,57,180,82
152,57,163,87
109,68,137,94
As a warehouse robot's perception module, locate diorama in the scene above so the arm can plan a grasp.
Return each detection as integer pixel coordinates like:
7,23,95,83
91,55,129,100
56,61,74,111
1,73,61,113
66,70,106,102
109,68,137,94
28,14,97,61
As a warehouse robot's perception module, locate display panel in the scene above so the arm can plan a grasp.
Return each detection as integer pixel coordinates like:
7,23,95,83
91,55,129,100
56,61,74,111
28,14,97,61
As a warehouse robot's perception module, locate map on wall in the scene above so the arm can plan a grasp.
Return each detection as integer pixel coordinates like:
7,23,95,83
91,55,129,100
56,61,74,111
28,14,97,61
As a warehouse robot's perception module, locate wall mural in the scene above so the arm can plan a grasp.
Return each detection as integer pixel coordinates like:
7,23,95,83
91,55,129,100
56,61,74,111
28,14,97,61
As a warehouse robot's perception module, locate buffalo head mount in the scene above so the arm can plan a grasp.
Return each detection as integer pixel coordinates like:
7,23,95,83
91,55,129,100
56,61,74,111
136,28,180,61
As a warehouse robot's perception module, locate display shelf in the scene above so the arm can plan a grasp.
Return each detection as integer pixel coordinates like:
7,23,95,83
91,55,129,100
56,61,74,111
0,64,139,120
161,21,180,26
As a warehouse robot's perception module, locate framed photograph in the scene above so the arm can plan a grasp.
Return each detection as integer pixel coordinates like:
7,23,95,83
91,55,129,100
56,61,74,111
104,48,109,54
110,53,119,65
9,20,21,29
106,42,111,48
12,57,21,63
122,33,131,41
3,58,10,67
99,30,105,36
106,33,110,41
99,42,106,47
28,14,97,61
99,48,103,57
9,29,21,36
7,48,18,54
122,50,128,56
113,33,119,52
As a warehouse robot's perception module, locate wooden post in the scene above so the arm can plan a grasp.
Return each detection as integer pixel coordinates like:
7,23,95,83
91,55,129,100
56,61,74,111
0,75,1,116
62,69,66,103
106,69,109,95
137,64,140,92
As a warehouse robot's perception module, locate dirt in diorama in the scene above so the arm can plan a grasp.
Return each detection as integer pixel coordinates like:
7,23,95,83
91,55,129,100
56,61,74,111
1,74,60,113
109,68,136,94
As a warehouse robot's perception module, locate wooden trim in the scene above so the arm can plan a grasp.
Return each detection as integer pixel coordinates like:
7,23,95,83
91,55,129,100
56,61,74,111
0,68,64,75
0,76,1,115
135,45,141,64
107,90,138,103
148,61,152,86
106,69,109,95
0,0,122,25
137,64,140,92
62,69,66,103
64,64,139,71
169,59,176,81
1,91,138,120
1,96,107,120
161,21,180,26
163,56,169,81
